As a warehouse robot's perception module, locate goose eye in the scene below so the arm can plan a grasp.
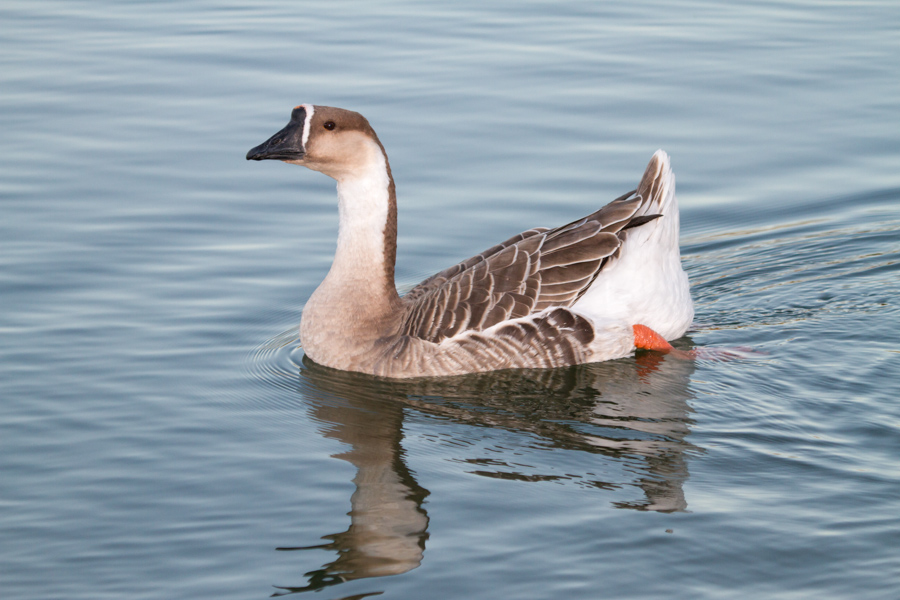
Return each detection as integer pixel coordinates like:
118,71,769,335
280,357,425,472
323,121,336,130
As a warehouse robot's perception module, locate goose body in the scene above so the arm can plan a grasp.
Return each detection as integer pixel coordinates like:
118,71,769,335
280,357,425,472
247,105,693,378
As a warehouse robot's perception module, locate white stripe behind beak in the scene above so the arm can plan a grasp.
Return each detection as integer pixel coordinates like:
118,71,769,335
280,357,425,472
301,104,315,148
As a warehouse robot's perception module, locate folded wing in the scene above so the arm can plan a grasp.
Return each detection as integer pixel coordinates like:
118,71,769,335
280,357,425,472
401,187,661,343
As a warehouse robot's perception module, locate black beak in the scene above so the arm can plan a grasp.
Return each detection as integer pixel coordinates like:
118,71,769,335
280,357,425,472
246,107,307,161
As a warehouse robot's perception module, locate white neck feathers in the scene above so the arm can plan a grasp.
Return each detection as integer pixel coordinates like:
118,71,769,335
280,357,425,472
330,138,392,281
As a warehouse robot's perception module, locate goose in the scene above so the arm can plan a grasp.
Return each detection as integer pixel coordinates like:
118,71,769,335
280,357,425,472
247,105,694,378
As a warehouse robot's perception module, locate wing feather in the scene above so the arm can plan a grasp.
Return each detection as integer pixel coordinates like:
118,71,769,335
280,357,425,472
401,176,663,343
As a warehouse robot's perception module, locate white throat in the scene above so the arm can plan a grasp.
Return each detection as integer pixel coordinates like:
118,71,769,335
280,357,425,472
329,139,392,282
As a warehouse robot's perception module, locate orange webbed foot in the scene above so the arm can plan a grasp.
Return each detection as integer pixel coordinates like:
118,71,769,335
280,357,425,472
633,324,762,361
632,324,675,353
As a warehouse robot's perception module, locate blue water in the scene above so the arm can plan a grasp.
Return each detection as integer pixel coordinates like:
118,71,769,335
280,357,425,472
2,1,899,599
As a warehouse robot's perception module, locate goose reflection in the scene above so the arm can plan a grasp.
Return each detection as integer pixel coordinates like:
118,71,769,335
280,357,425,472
274,346,699,595
273,373,429,597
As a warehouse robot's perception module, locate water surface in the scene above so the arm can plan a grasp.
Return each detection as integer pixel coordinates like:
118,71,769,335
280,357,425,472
1,1,899,599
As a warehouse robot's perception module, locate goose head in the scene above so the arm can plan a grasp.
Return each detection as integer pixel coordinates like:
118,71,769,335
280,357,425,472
246,104,387,182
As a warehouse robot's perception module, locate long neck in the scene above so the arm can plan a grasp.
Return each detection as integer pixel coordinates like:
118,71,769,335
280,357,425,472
328,149,399,305
300,135,404,371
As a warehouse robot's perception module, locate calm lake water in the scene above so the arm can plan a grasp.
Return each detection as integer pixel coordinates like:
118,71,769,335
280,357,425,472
2,1,899,598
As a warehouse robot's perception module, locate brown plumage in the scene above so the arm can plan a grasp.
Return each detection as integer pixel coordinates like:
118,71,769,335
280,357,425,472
399,190,658,344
